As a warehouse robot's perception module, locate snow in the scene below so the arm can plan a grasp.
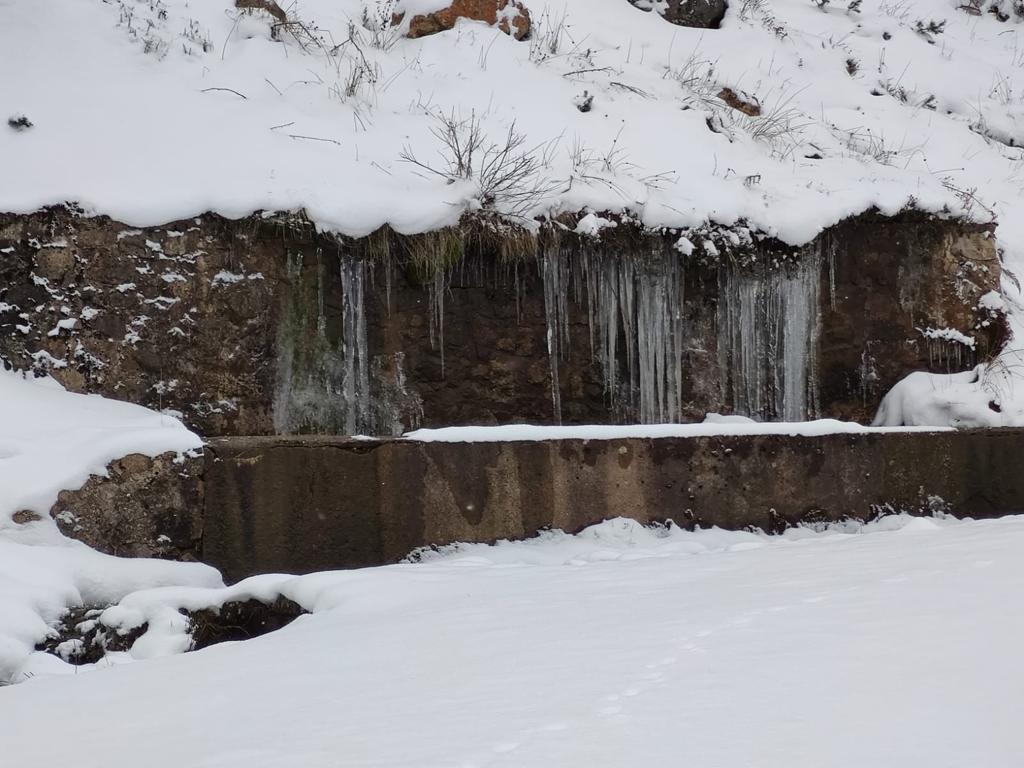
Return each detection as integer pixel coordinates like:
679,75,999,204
3,513,1024,767
0,368,202,520
0,0,1018,243
0,359,1020,764
919,325,977,348
404,416,949,441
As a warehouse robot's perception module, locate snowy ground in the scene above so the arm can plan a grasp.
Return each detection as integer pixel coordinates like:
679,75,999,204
5,0,1024,422
3,513,1024,767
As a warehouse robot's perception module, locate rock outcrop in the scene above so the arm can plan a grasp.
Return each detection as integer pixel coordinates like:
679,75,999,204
49,451,203,560
0,207,1005,435
628,0,727,29
394,0,531,40
37,595,305,665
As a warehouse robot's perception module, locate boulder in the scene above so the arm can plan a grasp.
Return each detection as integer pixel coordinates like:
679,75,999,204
394,0,531,41
628,0,727,29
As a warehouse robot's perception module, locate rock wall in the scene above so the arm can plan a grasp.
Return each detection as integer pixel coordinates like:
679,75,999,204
204,429,1024,581
0,207,1004,435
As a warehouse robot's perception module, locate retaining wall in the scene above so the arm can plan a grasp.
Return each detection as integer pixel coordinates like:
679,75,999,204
202,430,1024,582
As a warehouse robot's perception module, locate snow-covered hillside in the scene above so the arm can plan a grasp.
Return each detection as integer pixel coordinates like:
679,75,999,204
3,513,1024,767
4,0,1023,241
4,0,1024,423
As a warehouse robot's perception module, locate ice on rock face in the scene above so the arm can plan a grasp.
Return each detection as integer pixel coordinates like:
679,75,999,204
540,245,685,424
717,246,823,422
272,240,822,432
541,249,570,425
339,257,371,435
273,253,376,435
541,240,822,425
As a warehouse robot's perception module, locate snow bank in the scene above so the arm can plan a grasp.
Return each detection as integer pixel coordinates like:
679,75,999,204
0,368,202,521
0,0,1018,244
0,369,218,683
874,307,1024,427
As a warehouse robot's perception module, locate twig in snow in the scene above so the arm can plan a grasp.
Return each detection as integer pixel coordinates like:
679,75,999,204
610,81,653,98
562,67,614,78
287,133,342,146
201,87,248,99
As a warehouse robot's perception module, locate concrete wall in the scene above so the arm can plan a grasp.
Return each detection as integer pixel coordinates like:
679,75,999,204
203,430,1024,582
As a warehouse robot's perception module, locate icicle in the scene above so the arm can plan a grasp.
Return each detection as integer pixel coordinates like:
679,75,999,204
718,248,822,421
825,235,837,311
540,246,565,424
427,269,447,377
339,257,371,435
640,250,684,422
619,257,637,405
572,245,687,424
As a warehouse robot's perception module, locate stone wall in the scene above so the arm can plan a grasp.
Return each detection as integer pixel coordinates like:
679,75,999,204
203,429,1024,581
0,207,1004,435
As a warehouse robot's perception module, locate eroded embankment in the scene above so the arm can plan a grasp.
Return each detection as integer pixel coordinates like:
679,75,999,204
0,208,1005,436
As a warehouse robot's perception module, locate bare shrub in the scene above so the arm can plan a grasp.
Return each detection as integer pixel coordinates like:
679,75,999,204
400,111,557,220
360,0,402,51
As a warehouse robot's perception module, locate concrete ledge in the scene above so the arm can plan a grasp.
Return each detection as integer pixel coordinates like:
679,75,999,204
202,430,1024,582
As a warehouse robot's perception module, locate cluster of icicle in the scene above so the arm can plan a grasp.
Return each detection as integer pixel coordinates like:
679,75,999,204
541,243,685,425
717,246,823,422
539,239,824,424
274,237,827,434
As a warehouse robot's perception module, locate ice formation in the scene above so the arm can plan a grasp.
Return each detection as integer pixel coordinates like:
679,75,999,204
717,246,823,421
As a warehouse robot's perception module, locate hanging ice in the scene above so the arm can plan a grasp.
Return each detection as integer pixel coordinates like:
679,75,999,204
717,246,822,421
540,244,686,424
273,253,375,435
339,257,371,435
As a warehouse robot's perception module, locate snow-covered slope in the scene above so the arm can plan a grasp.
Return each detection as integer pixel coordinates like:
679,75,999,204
3,513,1023,767
3,0,1021,242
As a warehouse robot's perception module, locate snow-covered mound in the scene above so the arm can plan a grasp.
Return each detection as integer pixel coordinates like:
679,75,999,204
3,513,1024,766
0,368,201,521
0,369,218,683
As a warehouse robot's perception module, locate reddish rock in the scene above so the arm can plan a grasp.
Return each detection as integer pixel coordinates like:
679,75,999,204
717,87,761,117
235,0,288,23
394,0,531,41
